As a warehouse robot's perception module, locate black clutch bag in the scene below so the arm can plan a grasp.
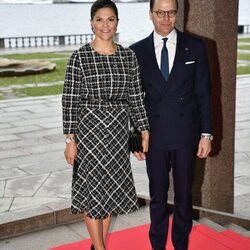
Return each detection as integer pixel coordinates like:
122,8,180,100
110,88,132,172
73,160,79,180
129,126,143,153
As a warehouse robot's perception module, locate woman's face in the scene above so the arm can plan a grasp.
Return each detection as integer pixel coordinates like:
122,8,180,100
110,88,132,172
91,7,118,41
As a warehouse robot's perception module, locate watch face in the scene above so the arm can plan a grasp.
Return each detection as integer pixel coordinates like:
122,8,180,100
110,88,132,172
65,138,72,144
201,135,213,141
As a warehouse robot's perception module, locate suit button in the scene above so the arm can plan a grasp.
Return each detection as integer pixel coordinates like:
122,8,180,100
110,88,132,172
180,97,184,101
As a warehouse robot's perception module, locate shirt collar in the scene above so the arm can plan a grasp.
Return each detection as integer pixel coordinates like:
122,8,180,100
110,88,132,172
153,28,177,47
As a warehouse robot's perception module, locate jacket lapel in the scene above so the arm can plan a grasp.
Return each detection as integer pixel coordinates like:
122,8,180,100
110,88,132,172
160,29,186,96
142,33,167,95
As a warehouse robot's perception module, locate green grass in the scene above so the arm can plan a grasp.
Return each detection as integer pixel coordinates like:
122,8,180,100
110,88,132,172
237,66,250,75
238,38,250,43
0,92,5,100
238,45,250,50
13,84,63,97
0,59,67,86
0,43,249,100
237,53,250,61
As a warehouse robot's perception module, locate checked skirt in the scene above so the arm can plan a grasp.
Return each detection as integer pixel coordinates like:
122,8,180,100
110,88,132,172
70,107,139,219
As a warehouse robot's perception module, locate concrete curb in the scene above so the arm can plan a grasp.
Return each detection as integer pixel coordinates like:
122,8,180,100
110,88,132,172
0,197,147,240
1,197,250,240
0,199,83,240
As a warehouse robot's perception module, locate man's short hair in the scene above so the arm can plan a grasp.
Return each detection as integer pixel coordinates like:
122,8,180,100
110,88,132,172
149,0,179,12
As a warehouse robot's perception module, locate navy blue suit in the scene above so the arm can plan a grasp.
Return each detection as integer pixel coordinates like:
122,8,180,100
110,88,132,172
130,29,212,250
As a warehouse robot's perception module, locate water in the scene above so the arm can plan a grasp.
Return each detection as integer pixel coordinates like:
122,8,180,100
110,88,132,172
238,0,250,25
0,0,249,44
0,3,153,44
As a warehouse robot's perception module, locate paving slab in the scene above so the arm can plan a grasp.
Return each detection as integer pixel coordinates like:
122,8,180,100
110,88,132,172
236,112,250,122
0,181,5,197
0,125,43,136
4,99,49,107
236,120,250,130
0,150,63,168
235,137,250,152
235,177,250,196
10,197,66,212
0,123,13,129
0,148,31,160
1,105,37,113
0,137,51,151
234,128,250,139
235,152,249,163
18,127,62,139
39,121,62,129
26,142,64,154
235,193,250,212
234,160,250,177
19,159,68,175
0,110,32,118
44,134,65,143
0,198,12,213
0,168,27,181
19,109,61,120
9,116,61,127
4,173,49,198
0,135,20,143
35,169,71,198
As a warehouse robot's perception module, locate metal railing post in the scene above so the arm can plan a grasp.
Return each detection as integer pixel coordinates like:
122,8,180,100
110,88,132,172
0,38,4,48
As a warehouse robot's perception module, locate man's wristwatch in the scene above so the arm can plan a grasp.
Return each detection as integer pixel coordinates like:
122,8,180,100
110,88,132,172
201,134,213,141
65,137,75,144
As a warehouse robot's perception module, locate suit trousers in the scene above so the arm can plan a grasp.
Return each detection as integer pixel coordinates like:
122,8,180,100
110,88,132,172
146,143,197,250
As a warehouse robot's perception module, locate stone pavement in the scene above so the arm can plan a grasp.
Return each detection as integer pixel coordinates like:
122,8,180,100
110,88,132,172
0,75,249,219
0,94,149,215
234,75,250,218
0,75,250,248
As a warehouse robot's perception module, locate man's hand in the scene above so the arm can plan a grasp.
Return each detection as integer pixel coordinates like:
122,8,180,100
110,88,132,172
64,142,77,165
197,138,211,158
134,130,149,161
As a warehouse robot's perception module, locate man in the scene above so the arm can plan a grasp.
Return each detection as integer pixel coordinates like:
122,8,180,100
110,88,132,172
130,0,212,249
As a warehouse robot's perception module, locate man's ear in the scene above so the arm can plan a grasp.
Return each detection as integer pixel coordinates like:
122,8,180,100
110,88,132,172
149,10,153,20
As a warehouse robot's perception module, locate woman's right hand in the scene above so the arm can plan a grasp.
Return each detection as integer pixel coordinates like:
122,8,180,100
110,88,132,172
64,142,77,165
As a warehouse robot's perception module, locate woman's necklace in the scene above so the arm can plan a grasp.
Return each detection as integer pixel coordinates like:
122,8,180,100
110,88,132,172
91,42,117,55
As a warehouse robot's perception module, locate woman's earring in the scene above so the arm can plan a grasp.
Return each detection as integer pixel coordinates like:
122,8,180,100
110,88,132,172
91,25,95,33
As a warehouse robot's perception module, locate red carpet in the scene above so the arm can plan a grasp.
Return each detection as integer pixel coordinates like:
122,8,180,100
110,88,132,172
50,221,250,250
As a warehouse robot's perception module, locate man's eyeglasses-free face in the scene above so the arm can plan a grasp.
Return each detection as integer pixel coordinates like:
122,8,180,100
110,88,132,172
153,10,177,18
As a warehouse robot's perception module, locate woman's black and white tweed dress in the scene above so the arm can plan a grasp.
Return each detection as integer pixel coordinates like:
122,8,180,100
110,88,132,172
62,43,149,219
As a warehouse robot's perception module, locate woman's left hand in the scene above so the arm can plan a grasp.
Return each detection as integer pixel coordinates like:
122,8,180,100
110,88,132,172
134,130,149,161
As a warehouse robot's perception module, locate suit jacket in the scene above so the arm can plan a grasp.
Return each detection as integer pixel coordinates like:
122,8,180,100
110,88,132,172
130,29,212,150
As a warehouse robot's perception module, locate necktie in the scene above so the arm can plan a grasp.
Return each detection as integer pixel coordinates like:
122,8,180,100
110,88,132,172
160,37,169,81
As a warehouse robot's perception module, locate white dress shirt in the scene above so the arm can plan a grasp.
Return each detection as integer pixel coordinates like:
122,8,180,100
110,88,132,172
153,28,177,74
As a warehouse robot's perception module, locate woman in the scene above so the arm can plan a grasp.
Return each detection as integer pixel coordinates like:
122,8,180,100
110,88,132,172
62,0,149,249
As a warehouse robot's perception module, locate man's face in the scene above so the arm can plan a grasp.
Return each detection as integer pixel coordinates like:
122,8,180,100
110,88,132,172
149,0,177,36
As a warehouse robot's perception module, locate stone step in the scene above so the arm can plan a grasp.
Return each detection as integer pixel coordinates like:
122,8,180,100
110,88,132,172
198,217,250,248
198,217,250,236
225,223,250,237
195,224,250,249
198,217,225,232
221,229,250,247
